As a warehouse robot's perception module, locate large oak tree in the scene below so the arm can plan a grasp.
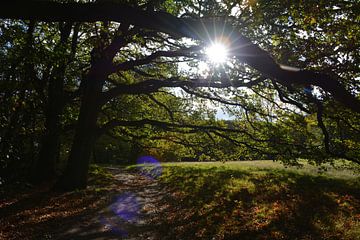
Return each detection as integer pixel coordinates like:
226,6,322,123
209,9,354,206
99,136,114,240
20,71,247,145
1,0,359,190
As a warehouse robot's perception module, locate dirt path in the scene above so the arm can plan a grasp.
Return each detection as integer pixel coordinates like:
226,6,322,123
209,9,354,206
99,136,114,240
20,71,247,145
55,167,171,240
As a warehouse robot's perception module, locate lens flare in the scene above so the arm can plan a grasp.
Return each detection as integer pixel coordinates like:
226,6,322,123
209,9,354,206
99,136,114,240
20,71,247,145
110,192,140,222
136,156,162,179
206,43,228,63
100,192,140,237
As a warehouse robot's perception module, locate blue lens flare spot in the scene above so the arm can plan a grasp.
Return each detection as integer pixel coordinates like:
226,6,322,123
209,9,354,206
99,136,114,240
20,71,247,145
110,192,140,222
136,156,162,179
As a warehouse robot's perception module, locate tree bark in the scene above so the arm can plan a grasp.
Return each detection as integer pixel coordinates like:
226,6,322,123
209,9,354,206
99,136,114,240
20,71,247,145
55,24,129,190
31,66,65,183
30,22,73,183
55,58,110,190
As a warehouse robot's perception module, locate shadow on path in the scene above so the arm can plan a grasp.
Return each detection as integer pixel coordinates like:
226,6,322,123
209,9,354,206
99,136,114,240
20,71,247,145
56,167,171,240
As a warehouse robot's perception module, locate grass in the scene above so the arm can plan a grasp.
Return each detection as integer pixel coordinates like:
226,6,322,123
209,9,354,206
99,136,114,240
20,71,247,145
153,161,360,240
2,160,359,239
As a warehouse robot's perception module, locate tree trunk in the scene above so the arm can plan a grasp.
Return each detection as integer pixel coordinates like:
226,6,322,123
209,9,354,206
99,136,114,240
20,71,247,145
30,22,73,183
55,58,109,191
55,104,99,190
30,70,64,183
55,24,128,191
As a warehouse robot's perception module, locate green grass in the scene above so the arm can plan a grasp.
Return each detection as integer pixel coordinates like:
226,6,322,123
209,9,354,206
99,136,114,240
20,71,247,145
153,161,360,240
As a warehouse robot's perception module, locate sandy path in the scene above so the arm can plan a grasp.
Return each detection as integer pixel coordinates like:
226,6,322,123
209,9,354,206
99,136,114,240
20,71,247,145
56,167,171,240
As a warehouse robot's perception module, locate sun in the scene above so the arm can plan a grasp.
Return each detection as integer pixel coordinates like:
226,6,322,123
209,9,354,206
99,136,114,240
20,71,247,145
205,43,228,63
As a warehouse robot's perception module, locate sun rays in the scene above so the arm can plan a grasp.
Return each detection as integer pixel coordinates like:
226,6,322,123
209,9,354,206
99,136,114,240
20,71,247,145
205,42,228,63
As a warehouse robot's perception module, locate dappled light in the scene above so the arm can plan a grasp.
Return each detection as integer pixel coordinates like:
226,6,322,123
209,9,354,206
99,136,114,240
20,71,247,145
156,162,360,239
110,192,140,222
1,0,360,239
100,192,140,237
1,162,359,239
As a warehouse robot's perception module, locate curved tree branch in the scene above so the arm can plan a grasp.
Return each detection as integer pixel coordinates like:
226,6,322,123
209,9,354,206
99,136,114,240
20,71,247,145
99,118,267,143
1,1,359,113
100,76,266,104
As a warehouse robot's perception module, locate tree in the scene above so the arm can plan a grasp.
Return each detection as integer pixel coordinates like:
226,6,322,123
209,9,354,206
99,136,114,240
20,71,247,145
30,22,79,183
1,0,359,190
0,19,46,181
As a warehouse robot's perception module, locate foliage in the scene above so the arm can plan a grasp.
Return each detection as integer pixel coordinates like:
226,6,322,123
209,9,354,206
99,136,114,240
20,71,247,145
0,0,359,187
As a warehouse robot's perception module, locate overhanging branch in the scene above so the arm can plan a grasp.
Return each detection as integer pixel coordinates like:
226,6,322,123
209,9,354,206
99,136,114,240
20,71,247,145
100,77,265,104
99,118,267,143
1,1,359,112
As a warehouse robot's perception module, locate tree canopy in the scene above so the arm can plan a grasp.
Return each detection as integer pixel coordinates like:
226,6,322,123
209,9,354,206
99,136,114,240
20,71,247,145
0,0,359,190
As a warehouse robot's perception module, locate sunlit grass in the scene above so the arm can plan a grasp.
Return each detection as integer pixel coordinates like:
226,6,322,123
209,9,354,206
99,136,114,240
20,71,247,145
154,161,360,239
161,160,359,179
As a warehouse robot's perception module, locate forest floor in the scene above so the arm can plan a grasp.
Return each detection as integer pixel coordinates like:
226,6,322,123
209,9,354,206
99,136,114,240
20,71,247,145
1,165,169,240
1,160,360,240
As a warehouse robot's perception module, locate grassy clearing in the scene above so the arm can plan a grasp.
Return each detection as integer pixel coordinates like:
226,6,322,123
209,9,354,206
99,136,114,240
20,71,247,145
154,161,360,240
2,161,358,239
